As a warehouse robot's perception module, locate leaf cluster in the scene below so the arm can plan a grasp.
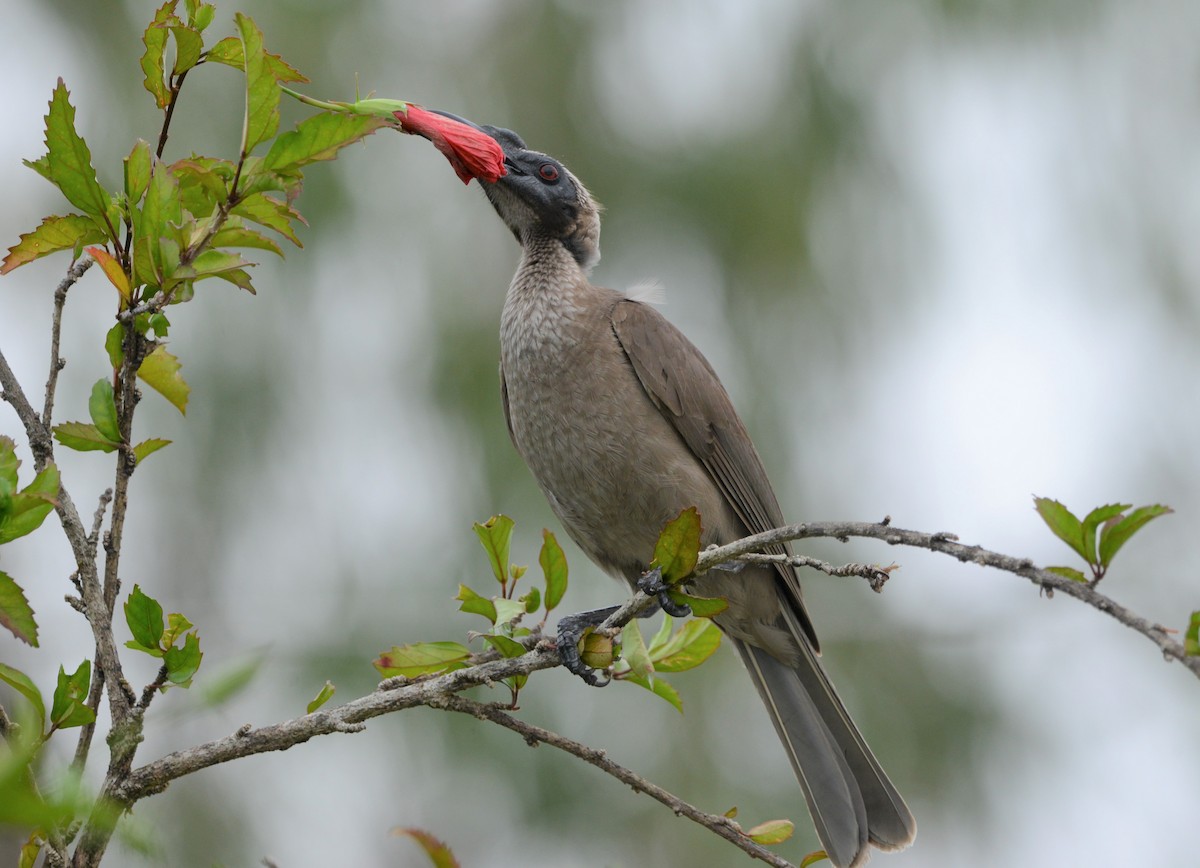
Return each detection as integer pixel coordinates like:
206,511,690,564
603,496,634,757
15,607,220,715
1033,497,1172,585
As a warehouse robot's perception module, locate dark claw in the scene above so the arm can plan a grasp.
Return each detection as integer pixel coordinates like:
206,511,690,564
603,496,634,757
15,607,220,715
637,566,691,618
556,606,618,687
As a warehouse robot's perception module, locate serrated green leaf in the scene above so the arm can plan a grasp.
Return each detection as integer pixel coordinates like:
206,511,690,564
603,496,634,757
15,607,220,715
374,642,471,678
650,618,722,672
164,632,202,685
306,679,335,714
134,160,184,289
124,585,165,650
235,13,280,156
51,422,118,453
651,506,702,584
132,438,171,465
393,828,461,868
203,36,308,83
0,215,107,275
148,313,171,338
191,1,215,31
229,192,305,246
0,463,59,544
161,611,193,648
196,651,266,708
1080,503,1130,563
169,25,204,75
140,3,178,109
264,112,387,174
210,269,254,294
1185,611,1200,657
1098,504,1173,568
1033,497,1089,563
748,818,795,845
539,528,568,612
88,379,121,443
175,249,253,283
0,663,45,733
50,660,95,729
455,583,496,624
171,158,228,219
1045,565,1088,583
137,345,189,414
40,80,110,220
473,515,514,585
0,571,39,647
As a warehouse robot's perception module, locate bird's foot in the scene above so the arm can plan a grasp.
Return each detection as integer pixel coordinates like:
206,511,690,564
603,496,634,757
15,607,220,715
555,606,619,687
637,566,691,618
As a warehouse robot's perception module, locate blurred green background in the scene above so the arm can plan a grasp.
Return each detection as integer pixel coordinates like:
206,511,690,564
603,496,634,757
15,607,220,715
2,0,1198,865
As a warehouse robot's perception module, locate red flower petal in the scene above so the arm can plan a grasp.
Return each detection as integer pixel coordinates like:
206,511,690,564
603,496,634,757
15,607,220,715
395,105,507,185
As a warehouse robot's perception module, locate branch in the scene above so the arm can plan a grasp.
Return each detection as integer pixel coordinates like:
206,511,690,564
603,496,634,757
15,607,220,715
43,257,92,429
697,520,1200,680
430,694,795,867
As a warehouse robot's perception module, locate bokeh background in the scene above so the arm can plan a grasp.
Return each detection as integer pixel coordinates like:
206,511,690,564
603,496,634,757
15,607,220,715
3,1,1199,865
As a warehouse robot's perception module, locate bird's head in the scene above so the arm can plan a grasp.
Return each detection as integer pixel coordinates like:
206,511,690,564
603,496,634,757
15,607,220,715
426,112,601,272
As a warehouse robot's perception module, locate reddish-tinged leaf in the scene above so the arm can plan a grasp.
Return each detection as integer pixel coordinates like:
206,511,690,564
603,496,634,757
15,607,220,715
140,3,179,108
374,642,471,678
85,246,131,301
395,105,507,184
1,215,106,275
203,36,309,83
799,850,830,866
235,13,280,156
393,828,461,868
0,571,39,646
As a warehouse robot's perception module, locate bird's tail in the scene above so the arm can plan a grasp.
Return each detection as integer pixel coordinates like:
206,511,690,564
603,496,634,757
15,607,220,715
731,633,916,868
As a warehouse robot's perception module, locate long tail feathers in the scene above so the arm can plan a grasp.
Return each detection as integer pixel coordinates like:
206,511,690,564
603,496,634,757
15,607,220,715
733,634,916,867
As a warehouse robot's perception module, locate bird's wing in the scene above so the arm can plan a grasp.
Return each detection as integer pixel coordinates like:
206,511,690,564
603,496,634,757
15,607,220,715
499,362,517,448
610,298,819,649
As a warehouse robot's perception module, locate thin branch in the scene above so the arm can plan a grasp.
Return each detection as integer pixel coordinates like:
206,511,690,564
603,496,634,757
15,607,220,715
697,521,1200,680
43,257,92,429
430,694,795,868
730,550,895,592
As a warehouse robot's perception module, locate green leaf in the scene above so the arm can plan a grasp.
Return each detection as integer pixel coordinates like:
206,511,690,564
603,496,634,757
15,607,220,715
175,249,254,284
0,463,59,544
1098,504,1173,568
0,663,45,732
19,834,41,868
52,422,118,453
618,621,654,681
374,642,471,678
1045,566,1088,583
229,192,305,246
1,214,107,275
50,660,95,729
195,651,266,708
40,79,110,220
164,632,203,685
482,634,526,658
137,345,190,414
1080,503,1130,563
190,1,216,31
492,598,526,627
140,3,178,109
0,436,16,489
799,851,830,867
650,618,722,672
473,515,514,585
455,583,496,624
104,324,124,369
1185,611,1200,657
1032,497,1089,563
668,589,728,618
88,379,121,443
393,828,461,868
203,36,308,83
134,160,184,288
210,223,283,257
539,528,568,612
748,818,795,845
651,506,702,584
235,13,280,157
0,571,39,646
132,438,171,465
171,158,228,219
264,112,387,174
124,584,165,651
520,586,541,614
169,25,204,75
306,680,335,714
161,611,193,648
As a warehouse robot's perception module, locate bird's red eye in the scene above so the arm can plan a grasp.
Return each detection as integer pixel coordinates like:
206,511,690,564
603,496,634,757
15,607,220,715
539,163,559,181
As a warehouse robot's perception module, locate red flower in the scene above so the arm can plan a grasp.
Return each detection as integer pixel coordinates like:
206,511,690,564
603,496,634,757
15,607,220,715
395,105,506,185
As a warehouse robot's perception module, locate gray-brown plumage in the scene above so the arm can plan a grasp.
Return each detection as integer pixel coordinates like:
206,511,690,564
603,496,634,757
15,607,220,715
466,121,915,867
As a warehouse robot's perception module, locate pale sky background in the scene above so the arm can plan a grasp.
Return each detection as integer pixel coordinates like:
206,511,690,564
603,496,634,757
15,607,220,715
2,1,1198,866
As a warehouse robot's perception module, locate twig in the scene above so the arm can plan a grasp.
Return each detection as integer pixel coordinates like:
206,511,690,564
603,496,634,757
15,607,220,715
89,489,113,552
430,694,795,868
42,257,92,429
697,521,1200,680
730,550,895,592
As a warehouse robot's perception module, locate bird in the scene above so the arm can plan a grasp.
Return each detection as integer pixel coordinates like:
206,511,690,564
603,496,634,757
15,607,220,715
427,113,917,867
